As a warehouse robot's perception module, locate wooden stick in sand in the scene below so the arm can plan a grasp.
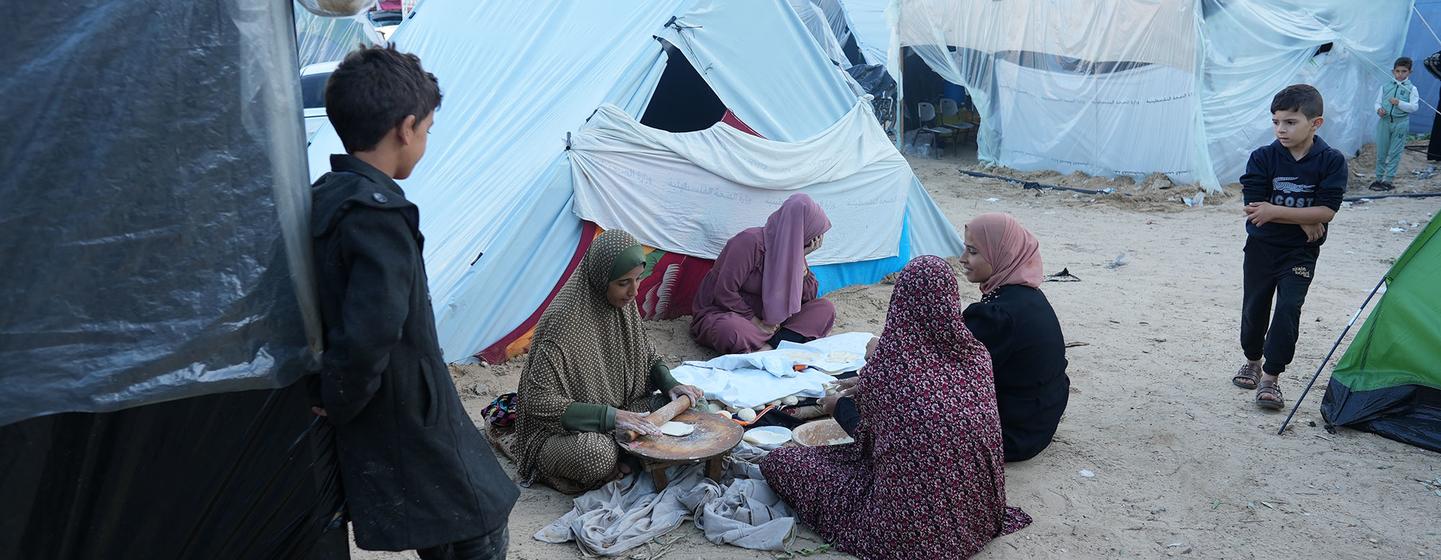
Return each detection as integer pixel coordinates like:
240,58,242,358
618,395,692,443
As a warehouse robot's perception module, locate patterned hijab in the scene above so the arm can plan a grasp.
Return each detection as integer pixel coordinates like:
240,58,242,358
515,230,657,477
854,255,1029,554
966,213,1043,295
761,193,831,325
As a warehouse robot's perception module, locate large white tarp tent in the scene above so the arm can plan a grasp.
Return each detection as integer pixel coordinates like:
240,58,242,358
895,0,1413,190
307,0,964,363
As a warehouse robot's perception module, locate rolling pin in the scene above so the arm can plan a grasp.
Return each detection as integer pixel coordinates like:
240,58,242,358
618,395,692,442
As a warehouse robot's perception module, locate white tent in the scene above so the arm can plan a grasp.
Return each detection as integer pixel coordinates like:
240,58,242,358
307,0,963,363
895,0,1413,190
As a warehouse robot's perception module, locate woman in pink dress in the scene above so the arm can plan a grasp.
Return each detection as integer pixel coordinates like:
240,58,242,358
760,256,1031,560
690,193,836,354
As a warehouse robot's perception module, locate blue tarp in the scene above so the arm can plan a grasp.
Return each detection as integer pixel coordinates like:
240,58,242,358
1404,0,1441,134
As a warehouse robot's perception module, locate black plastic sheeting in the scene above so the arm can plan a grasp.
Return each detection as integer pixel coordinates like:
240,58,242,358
1321,380,1441,453
0,0,321,426
0,1,340,557
0,381,348,559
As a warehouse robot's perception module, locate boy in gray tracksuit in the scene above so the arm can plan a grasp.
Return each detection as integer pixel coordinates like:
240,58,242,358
1370,56,1419,191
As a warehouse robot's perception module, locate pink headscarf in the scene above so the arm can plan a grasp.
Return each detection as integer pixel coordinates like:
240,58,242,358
761,194,831,325
966,213,1043,295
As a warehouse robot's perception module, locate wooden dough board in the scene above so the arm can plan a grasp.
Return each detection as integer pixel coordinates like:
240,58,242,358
622,410,743,462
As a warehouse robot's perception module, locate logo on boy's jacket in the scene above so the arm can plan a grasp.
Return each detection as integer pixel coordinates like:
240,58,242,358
1271,176,1315,208
1292,266,1312,279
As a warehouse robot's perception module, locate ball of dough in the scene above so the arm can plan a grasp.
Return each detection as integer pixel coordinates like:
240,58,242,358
660,421,695,437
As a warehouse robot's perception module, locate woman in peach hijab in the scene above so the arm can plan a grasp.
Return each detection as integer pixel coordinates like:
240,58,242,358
958,213,1069,462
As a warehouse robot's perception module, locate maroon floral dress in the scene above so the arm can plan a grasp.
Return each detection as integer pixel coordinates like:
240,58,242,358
760,256,1031,559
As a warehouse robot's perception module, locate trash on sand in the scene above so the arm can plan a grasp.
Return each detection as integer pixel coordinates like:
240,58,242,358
1182,191,1205,207
1065,341,1090,348
1391,227,1407,233
1079,469,1096,478
1046,268,1082,282
1106,253,1129,269
986,197,1000,202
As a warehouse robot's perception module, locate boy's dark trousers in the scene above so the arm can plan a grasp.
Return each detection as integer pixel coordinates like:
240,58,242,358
1240,236,1318,376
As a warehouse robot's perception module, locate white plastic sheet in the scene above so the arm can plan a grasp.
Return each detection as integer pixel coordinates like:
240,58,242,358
898,0,1210,186
570,102,909,265
293,2,382,68
895,0,1412,190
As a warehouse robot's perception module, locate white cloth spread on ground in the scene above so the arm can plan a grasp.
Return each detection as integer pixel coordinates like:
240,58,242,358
535,454,794,556
671,332,873,408
569,101,909,266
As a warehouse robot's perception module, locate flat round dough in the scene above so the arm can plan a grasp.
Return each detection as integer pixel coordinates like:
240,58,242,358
660,421,695,437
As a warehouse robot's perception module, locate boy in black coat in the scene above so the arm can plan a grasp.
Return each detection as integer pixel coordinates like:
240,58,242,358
1230,84,1346,411
309,45,518,559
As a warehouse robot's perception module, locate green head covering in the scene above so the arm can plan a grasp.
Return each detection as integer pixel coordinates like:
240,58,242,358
516,228,660,483
606,244,646,284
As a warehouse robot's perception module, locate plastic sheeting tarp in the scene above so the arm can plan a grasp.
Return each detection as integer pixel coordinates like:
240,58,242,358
1,0,318,425
896,0,1413,190
0,383,346,559
294,1,383,68
788,0,850,66
898,0,1210,186
571,102,909,264
836,0,892,68
308,0,962,363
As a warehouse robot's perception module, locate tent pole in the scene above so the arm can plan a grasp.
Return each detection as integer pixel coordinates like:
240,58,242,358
1278,275,1387,435
895,47,906,149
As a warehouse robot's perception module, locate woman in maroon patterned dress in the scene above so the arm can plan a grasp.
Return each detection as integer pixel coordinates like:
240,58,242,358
760,256,1031,560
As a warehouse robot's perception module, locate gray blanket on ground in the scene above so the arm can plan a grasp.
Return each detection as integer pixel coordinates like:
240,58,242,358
535,444,794,556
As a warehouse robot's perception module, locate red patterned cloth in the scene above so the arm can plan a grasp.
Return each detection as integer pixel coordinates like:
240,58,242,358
760,256,1031,559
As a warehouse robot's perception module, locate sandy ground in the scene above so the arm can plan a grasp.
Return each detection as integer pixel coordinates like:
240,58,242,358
356,154,1441,560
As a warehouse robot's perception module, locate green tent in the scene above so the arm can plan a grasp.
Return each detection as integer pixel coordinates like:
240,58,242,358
1321,211,1441,452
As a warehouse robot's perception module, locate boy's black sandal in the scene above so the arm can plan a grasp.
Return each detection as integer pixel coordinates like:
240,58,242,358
1255,379,1284,411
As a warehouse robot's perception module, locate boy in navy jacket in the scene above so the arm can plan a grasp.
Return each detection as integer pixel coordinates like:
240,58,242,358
1230,84,1347,411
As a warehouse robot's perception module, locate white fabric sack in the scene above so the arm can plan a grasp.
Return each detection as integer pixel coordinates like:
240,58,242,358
671,331,873,408
570,101,910,265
